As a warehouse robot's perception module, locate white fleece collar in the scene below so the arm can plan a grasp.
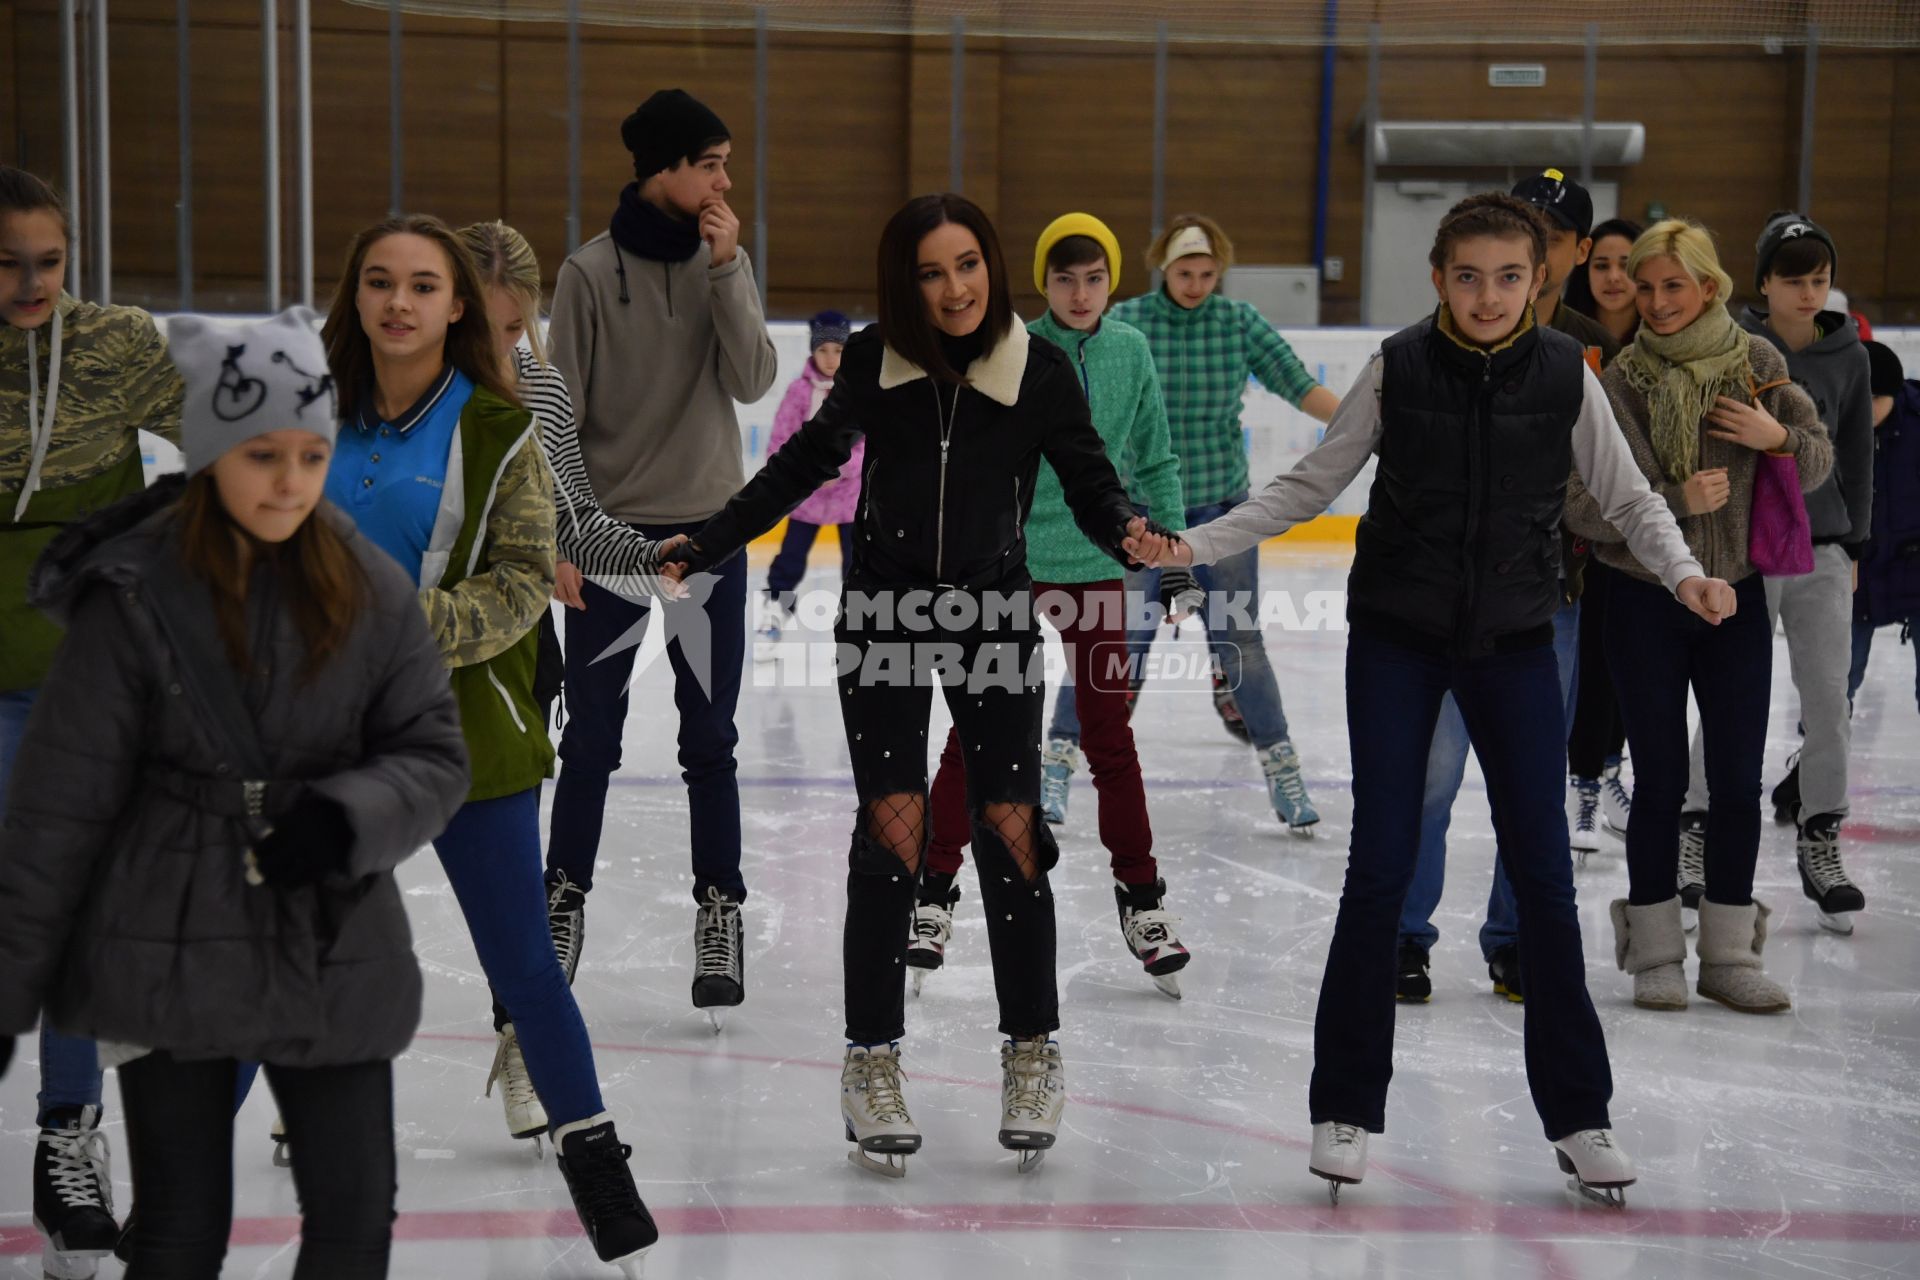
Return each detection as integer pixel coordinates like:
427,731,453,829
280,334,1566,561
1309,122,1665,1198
878,320,1029,408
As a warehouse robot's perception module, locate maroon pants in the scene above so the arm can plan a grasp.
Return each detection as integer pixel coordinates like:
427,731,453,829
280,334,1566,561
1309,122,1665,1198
928,580,1156,884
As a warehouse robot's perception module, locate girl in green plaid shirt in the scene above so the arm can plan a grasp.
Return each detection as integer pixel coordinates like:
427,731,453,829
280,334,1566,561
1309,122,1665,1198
1108,214,1339,833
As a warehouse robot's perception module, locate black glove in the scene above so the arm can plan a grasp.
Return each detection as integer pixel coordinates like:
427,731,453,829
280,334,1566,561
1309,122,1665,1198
0,1033,14,1080
249,793,355,888
1158,566,1205,620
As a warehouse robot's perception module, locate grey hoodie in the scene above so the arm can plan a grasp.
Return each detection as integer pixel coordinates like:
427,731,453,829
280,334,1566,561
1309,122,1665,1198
1739,305,1873,550
549,234,779,526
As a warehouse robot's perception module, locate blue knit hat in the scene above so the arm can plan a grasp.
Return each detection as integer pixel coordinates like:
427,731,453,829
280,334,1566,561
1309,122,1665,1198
808,309,851,351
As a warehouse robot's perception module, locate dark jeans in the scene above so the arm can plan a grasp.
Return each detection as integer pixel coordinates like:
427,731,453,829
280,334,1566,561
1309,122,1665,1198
1309,630,1612,1142
1607,571,1771,907
1850,617,1919,713
1567,559,1629,779
118,1052,395,1280
549,522,748,903
835,584,1056,1044
765,519,854,608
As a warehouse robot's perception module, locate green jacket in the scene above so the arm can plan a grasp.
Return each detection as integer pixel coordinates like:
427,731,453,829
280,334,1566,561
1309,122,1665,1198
1,294,183,692
1024,311,1184,583
1108,289,1320,508
420,387,558,802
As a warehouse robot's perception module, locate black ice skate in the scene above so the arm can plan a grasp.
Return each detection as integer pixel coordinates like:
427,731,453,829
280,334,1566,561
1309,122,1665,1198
1797,812,1865,934
35,1105,118,1280
555,1116,659,1276
692,885,745,1032
547,868,587,984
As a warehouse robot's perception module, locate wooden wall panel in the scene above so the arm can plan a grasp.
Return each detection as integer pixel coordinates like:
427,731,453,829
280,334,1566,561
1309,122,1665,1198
0,1,17,163
1889,53,1920,325
8,5,61,186
998,40,1157,315
8,6,1916,322
1808,53,1894,315
1598,48,1796,306
1165,45,1324,272
763,35,908,315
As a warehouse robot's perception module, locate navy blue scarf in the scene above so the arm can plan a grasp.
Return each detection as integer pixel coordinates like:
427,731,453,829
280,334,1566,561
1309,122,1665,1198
609,184,702,263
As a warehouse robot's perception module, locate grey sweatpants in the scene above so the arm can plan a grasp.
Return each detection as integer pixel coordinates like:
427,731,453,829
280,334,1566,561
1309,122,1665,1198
1685,543,1855,817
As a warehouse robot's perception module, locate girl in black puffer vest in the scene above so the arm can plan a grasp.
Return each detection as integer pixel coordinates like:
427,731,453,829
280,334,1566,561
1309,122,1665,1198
1132,194,1726,1206
0,309,470,1279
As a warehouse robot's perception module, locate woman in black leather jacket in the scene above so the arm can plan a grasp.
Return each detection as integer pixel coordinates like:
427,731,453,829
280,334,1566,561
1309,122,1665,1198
671,192,1155,1175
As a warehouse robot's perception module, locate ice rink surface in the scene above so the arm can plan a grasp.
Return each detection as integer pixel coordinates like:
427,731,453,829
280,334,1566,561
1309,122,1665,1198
5,546,1919,1279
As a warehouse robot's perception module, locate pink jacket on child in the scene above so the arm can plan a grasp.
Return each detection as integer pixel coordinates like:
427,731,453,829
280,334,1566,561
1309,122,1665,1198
767,359,865,527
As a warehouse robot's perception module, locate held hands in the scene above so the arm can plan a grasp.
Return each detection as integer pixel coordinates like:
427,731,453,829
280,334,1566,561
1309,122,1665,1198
700,197,740,267
652,534,694,599
1158,566,1206,625
1681,467,1731,516
1676,575,1739,626
1121,516,1193,568
1705,396,1790,453
554,561,586,611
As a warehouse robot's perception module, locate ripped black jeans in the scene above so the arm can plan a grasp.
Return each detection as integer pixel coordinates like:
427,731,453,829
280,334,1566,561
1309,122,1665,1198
833,584,1059,1044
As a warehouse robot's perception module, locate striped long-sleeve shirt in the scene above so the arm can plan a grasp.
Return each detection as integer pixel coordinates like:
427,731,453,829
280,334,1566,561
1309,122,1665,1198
515,345,663,584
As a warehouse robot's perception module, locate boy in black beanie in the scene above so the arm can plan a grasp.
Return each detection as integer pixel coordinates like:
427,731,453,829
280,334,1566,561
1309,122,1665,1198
544,87,778,1029
1697,209,1874,935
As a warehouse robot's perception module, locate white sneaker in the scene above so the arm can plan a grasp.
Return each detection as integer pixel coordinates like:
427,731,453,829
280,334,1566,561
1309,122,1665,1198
1553,1128,1635,1207
998,1037,1066,1171
1309,1121,1368,1202
486,1024,549,1147
841,1044,920,1177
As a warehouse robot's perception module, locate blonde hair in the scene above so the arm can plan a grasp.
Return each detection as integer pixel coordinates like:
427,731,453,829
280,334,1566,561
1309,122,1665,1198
1147,213,1234,275
457,219,547,366
1628,218,1734,307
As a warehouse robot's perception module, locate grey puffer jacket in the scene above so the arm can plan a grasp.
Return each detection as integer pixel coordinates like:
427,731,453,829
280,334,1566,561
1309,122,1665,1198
0,476,470,1066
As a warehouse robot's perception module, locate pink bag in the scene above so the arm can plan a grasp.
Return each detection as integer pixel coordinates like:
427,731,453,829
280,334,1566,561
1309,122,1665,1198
1747,377,1814,577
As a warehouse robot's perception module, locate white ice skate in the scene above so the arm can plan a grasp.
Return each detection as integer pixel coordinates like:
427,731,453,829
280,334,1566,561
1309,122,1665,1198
906,878,959,998
1040,737,1078,826
841,1044,920,1177
998,1037,1066,1172
1601,762,1632,838
1309,1121,1368,1205
1115,878,1191,1000
270,1115,291,1169
1260,740,1320,835
1553,1129,1635,1208
485,1024,549,1155
1570,779,1602,859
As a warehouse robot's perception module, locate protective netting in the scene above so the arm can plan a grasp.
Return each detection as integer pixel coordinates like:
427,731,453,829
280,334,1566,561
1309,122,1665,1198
344,0,1920,47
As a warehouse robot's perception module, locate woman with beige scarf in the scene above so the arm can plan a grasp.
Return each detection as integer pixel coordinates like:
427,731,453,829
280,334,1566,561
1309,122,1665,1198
1566,219,1831,1016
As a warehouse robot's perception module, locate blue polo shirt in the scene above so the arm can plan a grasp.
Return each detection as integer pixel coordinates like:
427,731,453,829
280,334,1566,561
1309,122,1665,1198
326,366,473,584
